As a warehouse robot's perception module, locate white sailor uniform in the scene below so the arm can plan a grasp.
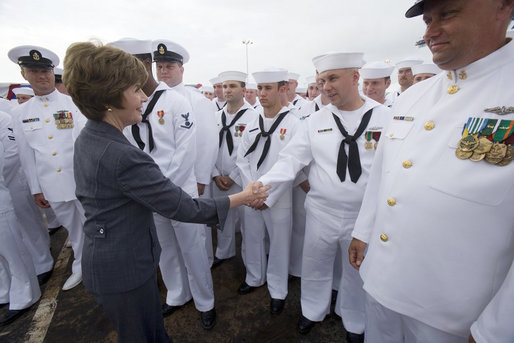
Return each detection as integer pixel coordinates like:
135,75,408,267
291,94,308,112
236,106,300,300
259,98,390,333
0,138,41,311
0,111,53,276
124,82,215,311
352,40,514,342
212,101,258,260
12,90,86,276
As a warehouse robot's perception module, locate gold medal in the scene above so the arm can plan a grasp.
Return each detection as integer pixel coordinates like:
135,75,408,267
374,142,379,150
469,151,485,162
458,135,479,152
365,141,373,150
485,142,507,164
455,148,472,159
474,137,493,154
159,118,165,125
447,85,459,94
496,145,513,166
234,132,238,137
280,134,285,140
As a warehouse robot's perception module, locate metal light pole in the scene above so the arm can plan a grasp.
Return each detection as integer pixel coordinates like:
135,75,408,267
242,40,253,75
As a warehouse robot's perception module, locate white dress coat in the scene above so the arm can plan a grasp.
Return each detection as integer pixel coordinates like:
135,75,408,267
352,40,514,341
212,101,258,260
12,90,86,275
258,99,390,329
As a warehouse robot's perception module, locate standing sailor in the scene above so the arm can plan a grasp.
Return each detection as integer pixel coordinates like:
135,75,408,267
287,72,308,111
349,0,514,342
210,76,226,111
257,52,391,342
385,57,423,105
411,63,441,84
236,67,301,315
212,71,258,267
8,45,86,290
149,38,219,329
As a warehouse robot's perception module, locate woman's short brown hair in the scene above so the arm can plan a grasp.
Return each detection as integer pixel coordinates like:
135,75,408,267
63,42,148,121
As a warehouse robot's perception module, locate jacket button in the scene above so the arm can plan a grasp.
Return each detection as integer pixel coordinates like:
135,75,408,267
424,121,435,130
99,228,104,234
52,152,57,156
402,160,412,168
380,234,389,242
387,198,396,206
57,168,61,172
389,132,394,137
48,136,53,139
45,119,50,123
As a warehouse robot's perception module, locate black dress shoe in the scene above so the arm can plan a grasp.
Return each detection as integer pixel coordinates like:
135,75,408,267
0,308,30,326
37,270,53,285
297,314,315,335
237,281,255,295
211,257,224,268
47,226,62,235
200,308,216,330
346,332,364,343
270,298,285,314
161,303,181,317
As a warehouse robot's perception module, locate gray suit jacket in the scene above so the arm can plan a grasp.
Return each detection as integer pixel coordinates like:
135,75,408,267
74,120,229,295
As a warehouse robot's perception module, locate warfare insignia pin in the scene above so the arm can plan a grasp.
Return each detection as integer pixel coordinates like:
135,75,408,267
484,106,514,115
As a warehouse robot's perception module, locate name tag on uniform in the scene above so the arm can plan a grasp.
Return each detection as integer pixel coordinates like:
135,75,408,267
317,128,333,133
393,116,414,121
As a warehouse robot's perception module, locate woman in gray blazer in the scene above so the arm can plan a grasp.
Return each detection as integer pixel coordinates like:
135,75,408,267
63,42,268,343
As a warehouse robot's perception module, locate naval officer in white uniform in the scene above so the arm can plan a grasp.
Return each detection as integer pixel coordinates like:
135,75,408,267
257,52,391,342
349,1,514,342
8,45,86,291
212,71,258,266
236,67,301,315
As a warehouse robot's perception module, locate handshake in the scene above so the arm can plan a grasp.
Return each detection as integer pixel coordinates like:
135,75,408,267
229,181,271,210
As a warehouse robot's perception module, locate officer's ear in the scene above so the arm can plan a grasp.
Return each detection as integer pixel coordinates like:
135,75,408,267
20,67,27,80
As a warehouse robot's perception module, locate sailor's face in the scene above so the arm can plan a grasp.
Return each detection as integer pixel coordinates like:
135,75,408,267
422,0,511,70
16,94,33,104
362,78,389,103
222,81,244,103
307,83,320,100
245,89,257,103
21,67,55,95
319,68,356,109
213,83,224,98
155,61,183,87
397,67,414,88
257,83,280,108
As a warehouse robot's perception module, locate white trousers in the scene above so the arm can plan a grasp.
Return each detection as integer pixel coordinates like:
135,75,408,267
7,177,53,275
48,199,85,274
211,183,242,260
242,206,292,299
301,206,365,334
0,209,41,310
290,186,306,277
364,293,468,343
154,214,214,311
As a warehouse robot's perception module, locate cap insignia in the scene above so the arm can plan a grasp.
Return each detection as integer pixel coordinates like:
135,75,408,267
31,50,41,61
158,44,166,55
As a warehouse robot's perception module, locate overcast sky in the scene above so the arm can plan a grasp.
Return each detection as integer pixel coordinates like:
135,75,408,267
0,0,434,87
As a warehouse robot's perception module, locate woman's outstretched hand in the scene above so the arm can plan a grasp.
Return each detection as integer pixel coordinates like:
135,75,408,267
228,181,271,209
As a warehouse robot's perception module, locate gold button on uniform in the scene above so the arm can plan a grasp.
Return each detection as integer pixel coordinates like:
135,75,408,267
402,160,412,168
52,152,57,156
48,136,53,139
45,119,50,123
387,198,396,206
43,104,48,107
380,234,389,242
389,133,394,137
424,121,434,130
57,168,61,172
